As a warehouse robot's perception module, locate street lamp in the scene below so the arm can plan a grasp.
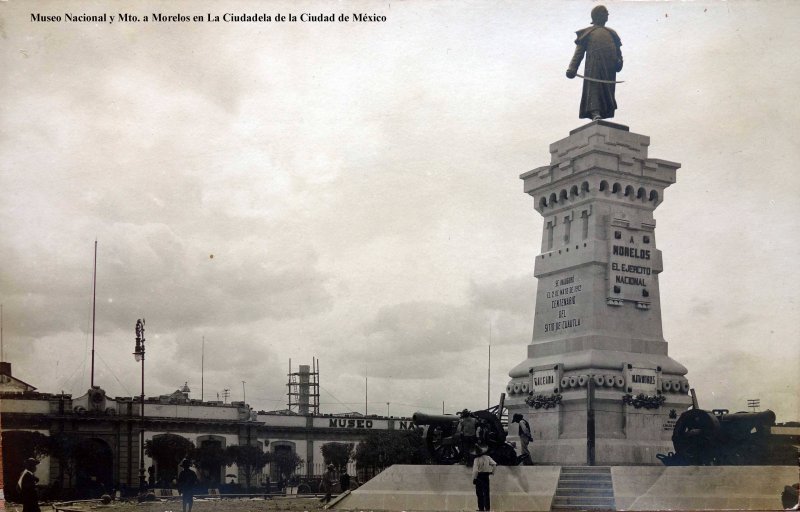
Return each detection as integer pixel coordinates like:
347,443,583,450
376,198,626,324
133,318,146,492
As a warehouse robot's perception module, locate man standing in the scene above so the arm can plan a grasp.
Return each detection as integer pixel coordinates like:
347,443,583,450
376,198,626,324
512,413,533,465
456,409,478,466
566,5,623,120
339,469,350,494
17,458,40,512
176,459,198,512
471,445,497,512
319,464,336,504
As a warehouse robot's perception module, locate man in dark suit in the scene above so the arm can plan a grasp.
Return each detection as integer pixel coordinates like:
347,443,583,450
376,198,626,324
17,458,40,512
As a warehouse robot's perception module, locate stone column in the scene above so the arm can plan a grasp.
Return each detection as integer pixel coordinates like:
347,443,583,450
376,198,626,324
506,121,692,465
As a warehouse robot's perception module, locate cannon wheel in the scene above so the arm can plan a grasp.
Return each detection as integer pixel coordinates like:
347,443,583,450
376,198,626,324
489,442,519,466
424,424,462,465
473,410,507,446
672,409,720,465
431,439,462,465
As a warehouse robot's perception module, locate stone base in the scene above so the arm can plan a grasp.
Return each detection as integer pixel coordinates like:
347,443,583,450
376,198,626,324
612,465,797,510
336,464,560,511
528,438,675,466
334,465,797,511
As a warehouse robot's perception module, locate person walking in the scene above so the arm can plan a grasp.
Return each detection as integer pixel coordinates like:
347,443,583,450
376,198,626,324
339,469,350,493
320,464,336,504
512,413,534,465
176,459,199,512
471,445,497,512
17,458,41,512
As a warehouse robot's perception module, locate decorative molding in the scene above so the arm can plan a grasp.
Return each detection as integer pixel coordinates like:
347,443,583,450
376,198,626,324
525,393,563,410
622,393,666,409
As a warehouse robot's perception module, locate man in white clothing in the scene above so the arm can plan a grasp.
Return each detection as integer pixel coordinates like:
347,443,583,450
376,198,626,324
471,445,497,512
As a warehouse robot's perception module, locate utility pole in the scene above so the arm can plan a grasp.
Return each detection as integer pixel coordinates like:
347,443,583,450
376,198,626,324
586,375,596,466
91,240,97,388
242,381,247,404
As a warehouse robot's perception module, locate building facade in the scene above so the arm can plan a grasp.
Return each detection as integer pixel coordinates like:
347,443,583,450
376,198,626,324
0,363,413,494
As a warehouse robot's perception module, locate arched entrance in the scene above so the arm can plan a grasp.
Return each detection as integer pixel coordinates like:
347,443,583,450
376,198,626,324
195,435,226,486
74,438,114,498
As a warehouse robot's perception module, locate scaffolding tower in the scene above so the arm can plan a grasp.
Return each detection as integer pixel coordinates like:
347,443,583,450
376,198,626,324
287,357,320,415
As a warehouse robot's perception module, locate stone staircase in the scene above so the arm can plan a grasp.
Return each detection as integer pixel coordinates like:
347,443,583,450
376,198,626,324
551,466,616,510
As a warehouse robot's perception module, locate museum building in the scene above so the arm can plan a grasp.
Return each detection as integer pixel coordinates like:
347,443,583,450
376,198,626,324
0,362,412,493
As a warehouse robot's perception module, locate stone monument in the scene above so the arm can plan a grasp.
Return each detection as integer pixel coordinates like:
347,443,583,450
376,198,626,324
505,120,692,465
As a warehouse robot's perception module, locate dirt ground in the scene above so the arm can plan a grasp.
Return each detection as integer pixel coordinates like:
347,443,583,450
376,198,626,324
5,497,334,512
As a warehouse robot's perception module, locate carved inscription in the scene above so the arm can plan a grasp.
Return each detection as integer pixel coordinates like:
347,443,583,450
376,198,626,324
608,227,654,302
530,369,558,393
543,275,582,333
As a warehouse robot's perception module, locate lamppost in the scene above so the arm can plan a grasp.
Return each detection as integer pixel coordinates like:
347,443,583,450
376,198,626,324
133,318,146,492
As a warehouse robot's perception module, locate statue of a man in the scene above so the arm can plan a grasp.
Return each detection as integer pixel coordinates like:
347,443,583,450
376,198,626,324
566,5,623,120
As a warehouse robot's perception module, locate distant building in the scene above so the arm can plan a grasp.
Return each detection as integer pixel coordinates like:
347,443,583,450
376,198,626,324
0,363,413,492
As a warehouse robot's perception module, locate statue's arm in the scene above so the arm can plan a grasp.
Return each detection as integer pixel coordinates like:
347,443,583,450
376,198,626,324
616,46,623,72
566,45,585,79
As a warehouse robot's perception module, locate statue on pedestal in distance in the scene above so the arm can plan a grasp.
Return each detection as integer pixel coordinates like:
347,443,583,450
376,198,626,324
566,5,623,120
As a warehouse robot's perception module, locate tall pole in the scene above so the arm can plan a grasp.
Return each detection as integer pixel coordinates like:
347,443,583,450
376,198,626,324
134,318,146,492
91,240,97,388
140,344,145,489
242,380,246,404
365,368,368,416
586,375,596,466
1,303,4,362
201,336,205,401
487,323,492,409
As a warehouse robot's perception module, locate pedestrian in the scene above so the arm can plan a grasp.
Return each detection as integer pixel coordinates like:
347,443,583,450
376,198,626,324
456,409,478,465
512,413,534,465
320,464,336,503
17,458,40,512
471,445,497,512
339,469,350,493
176,458,199,512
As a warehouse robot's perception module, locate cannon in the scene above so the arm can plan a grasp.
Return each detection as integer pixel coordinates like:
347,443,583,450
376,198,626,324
412,409,518,466
658,408,797,465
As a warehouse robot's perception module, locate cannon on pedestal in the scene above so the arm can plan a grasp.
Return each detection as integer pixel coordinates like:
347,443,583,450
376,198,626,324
412,409,518,466
658,408,796,465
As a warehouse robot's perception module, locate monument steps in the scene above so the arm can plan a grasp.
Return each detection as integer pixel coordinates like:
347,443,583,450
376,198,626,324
552,466,616,510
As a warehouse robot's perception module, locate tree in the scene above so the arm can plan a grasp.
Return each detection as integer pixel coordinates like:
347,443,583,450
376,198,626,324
194,441,227,485
144,434,195,486
321,442,353,470
225,444,271,491
352,430,430,475
1,430,50,501
271,450,303,483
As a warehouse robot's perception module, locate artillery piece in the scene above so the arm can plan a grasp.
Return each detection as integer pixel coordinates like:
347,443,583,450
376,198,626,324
412,408,518,466
658,408,796,465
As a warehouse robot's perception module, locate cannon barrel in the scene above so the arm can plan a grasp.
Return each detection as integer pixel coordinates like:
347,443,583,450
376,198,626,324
662,408,782,466
717,410,776,425
412,412,459,426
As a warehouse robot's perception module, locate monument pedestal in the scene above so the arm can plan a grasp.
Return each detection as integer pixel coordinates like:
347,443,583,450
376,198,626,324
506,121,691,465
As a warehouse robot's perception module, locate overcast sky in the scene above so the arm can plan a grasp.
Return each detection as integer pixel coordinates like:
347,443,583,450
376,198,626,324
1,0,798,422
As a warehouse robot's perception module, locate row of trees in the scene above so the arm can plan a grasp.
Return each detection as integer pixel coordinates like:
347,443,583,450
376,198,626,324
1,430,113,501
2,428,429,500
323,430,430,472
145,434,302,491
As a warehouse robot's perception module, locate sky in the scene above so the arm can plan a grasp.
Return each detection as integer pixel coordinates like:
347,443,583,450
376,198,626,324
1,0,798,422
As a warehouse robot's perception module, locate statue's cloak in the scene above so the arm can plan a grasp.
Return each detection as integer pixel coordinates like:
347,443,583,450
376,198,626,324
569,26,623,119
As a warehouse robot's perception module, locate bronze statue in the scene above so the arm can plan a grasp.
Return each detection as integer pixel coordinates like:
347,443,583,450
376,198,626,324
566,5,623,120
